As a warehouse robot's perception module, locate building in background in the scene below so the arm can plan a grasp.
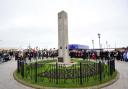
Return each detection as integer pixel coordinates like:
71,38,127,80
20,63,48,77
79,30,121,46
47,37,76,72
68,44,89,50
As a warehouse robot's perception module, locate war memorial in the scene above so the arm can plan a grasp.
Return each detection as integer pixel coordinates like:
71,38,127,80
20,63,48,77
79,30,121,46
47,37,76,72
12,11,118,89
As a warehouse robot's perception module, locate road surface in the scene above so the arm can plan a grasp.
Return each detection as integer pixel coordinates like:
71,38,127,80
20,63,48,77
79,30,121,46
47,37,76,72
102,60,128,89
0,59,33,89
0,59,128,89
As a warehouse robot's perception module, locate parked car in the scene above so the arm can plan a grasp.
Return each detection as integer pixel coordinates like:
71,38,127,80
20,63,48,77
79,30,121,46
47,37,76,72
3,53,10,62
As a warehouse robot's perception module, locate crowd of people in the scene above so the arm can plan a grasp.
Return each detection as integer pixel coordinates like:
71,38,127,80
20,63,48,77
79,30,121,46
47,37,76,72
69,48,128,61
0,48,58,62
0,47,128,62
14,48,58,61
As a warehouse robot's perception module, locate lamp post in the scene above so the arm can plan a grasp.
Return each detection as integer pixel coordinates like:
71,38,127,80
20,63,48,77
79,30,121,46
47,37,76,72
98,33,101,62
106,41,108,49
98,33,101,49
92,40,94,49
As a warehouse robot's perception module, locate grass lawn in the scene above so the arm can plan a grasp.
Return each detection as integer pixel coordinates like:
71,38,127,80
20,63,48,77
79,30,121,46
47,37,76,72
15,59,117,88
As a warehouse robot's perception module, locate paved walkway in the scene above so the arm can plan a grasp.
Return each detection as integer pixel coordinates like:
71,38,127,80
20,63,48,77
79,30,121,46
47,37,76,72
0,59,33,89
0,59,128,89
102,60,128,89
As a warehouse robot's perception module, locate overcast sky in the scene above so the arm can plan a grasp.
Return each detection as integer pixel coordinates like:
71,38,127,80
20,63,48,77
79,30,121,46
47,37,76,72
0,0,128,49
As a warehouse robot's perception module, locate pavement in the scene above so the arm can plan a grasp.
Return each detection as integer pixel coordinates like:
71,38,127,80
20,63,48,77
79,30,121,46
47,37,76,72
0,59,33,89
102,60,128,89
0,59,128,89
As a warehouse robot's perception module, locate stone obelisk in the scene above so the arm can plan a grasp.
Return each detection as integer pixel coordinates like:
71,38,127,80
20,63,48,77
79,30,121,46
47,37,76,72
58,10,69,63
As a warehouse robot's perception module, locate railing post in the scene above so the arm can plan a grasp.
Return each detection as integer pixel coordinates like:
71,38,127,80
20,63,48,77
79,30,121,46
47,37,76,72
107,60,110,76
17,60,20,73
35,62,37,83
30,63,32,80
110,59,115,75
21,61,24,78
80,62,83,85
56,62,58,84
110,60,112,76
113,59,115,72
98,61,102,81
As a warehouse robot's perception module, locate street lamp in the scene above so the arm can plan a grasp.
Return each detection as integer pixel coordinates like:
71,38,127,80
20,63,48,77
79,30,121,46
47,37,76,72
98,33,101,49
92,40,94,49
106,41,108,49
